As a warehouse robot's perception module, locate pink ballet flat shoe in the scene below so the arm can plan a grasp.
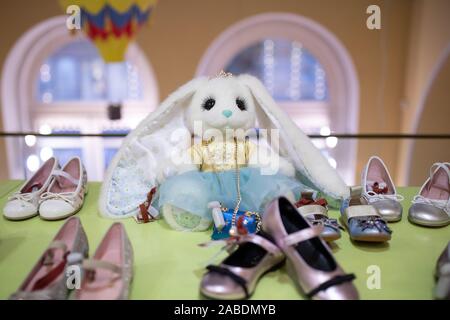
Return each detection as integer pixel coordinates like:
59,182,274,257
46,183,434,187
39,157,88,221
3,157,58,221
10,217,89,300
200,232,285,300
74,223,133,300
263,197,359,300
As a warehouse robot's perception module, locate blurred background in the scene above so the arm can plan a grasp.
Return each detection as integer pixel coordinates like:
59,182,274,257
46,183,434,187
0,0,449,185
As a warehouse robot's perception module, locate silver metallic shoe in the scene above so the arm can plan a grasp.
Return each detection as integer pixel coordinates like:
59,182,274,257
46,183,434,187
74,223,133,300
362,156,403,222
340,186,392,242
295,192,343,242
409,162,450,227
264,197,359,300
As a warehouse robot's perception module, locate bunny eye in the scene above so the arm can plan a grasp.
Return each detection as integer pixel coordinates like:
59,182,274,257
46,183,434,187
236,98,246,111
202,98,215,110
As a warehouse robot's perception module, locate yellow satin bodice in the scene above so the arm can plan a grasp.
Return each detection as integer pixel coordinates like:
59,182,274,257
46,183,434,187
189,138,255,172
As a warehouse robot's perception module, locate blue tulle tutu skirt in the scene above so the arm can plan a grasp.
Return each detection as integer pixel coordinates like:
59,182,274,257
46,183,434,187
154,167,306,221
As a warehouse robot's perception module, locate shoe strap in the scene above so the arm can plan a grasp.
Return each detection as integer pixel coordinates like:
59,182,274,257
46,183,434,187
282,225,324,247
52,170,79,186
32,243,69,291
345,205,380,219
297,205,328,218
82,259,122,274
43,241,68,265
236,234,282,257
80,259,123,289
350,186,363,199
429,162,450,181
82,259,122,279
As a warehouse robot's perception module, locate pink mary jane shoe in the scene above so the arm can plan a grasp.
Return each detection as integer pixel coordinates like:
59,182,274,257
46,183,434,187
263,197,359,300
74,223,133,300
10,217,89,300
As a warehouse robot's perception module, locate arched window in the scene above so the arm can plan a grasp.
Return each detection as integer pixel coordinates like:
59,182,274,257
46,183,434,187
224,38,329,131
37,39,143,103
197,13,359,184
1,16,159,180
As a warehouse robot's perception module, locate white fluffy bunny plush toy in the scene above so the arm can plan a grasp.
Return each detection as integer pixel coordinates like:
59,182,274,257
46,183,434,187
99,72,349,231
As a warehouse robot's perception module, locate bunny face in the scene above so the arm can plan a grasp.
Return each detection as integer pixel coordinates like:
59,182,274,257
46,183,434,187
185,76,256,135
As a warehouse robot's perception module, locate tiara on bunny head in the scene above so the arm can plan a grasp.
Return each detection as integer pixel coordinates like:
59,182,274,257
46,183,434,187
215,70,233,78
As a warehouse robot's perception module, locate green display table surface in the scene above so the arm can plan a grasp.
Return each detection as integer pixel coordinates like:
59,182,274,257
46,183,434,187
0,181,448,300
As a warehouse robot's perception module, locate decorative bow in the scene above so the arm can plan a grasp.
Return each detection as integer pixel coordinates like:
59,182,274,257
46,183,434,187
413,195,450,215
357,216,392,234
8,192,35,202
371,182,388,195
136,187,157,223
40,192,75,204
309,216,345,231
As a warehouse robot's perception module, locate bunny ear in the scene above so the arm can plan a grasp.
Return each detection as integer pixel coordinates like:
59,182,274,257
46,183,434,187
237,74,349,202
98,77,208,218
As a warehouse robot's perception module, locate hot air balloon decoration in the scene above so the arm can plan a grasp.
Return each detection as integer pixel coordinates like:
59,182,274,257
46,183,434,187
59,0,158,119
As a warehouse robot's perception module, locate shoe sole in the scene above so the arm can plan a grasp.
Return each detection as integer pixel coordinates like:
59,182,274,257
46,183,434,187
348,234,391,242
408,216,450,228
3,212,39,221
39,206,82,221
322,233,341,242
383,215,402,223
200,258,286,300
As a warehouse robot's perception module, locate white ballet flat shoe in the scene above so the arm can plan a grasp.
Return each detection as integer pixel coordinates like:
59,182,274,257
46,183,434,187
39,157,88,221
3,158,58,221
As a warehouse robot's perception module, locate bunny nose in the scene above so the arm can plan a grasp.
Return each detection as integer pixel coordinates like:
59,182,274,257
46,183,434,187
222,110,233,118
